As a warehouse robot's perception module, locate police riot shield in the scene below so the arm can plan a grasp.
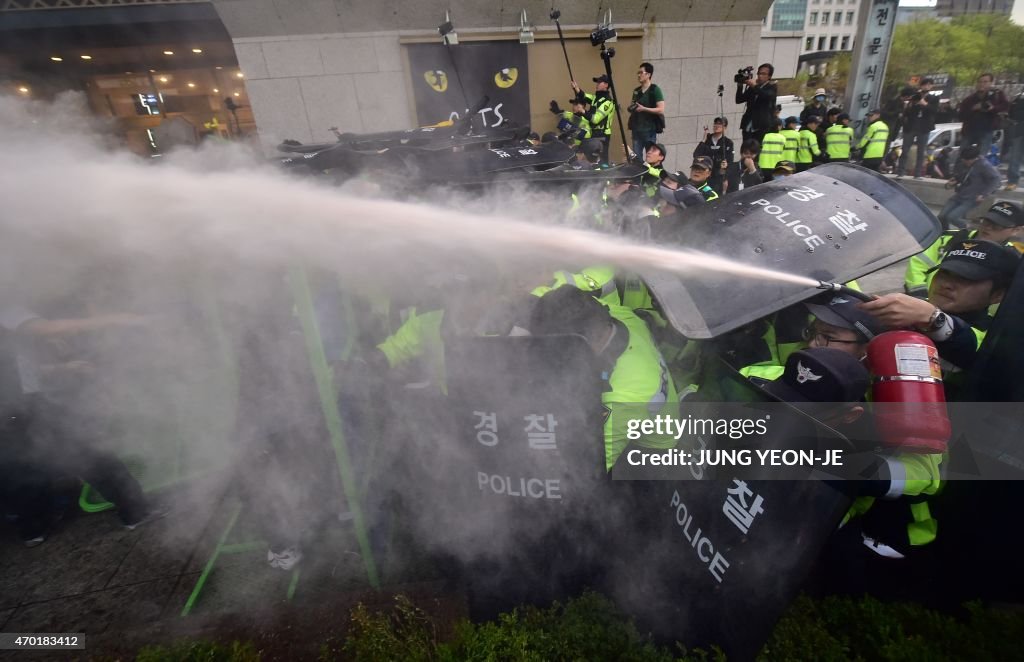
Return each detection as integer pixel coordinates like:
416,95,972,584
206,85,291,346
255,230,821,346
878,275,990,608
608,364,856,659
640,163,941,339
440,334,607,615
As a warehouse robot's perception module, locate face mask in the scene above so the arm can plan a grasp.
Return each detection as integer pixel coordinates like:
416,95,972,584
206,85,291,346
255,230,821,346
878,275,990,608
774,173,789,180
815,96,825,102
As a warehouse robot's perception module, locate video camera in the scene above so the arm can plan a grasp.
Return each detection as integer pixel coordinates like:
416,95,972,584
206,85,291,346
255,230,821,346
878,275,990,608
734,66,754,84
590,24,617,46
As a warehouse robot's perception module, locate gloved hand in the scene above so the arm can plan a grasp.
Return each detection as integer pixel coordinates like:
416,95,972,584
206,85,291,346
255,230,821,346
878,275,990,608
549,100,563,115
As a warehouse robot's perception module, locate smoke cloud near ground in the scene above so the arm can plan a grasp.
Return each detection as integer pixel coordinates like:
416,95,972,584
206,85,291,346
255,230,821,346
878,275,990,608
0,90,818,627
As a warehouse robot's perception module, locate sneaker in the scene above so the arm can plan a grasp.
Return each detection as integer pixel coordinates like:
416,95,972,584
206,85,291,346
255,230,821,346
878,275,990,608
894,174,904,180
122,509,167,531
1007,183,1018,191
914,176,923,180
22,534,46,548
267,547,303,571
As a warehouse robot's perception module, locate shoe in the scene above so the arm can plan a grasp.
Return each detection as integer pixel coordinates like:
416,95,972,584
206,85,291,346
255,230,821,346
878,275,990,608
1007,183,1018,191
914,176,923,180
122,509,167,531
267,547,303,571
22,534,46,548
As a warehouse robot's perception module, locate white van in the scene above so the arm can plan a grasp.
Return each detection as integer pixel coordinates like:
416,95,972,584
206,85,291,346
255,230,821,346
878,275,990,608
892,123,1004,161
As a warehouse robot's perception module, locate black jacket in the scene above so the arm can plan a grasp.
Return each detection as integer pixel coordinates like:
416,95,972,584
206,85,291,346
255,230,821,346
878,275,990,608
902,94,938,134
693,135,735,171
736,81,778,135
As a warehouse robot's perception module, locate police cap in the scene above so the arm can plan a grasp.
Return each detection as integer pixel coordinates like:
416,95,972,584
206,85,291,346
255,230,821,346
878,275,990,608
931,239,1021,284
981,200,1024,228
759,348,870,406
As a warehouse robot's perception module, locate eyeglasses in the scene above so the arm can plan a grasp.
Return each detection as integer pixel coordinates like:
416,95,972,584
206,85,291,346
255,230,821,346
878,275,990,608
802,326,861,347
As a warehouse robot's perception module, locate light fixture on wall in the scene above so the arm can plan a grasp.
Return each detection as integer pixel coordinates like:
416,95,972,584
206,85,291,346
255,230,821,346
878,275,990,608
438,10,458,45
518,9,534,44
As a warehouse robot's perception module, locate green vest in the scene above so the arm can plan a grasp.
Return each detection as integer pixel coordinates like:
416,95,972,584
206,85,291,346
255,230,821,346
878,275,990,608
825,125,854,160
642,162,665,197
797,128,821,164
559,110,592,145
377,308,447,394
531,267,621,306
603,303,679,470
758,132,786,170
584,91,615,136
858,120,890,159
904,230,976,297
842,452,943,548
695,181,719,202
780,128,801,163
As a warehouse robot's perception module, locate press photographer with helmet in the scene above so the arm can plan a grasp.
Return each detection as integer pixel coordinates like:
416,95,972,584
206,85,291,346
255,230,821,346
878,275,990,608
735,62,778,143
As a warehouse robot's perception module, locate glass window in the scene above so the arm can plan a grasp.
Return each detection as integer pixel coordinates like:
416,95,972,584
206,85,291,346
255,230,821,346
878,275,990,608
846,11,855,24
770,0,809,32
809,11,817,25
821,11,830,25
829,36,838,50
841,35,850,49
817,36,826,50
805,36,814,50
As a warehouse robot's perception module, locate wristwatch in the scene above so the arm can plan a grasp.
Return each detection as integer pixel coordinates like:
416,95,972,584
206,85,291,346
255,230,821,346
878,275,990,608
927,307,948,331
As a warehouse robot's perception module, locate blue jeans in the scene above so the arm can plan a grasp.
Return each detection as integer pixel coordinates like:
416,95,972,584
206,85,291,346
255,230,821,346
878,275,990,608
938,196,978,232
1007,135,1023,185
898,130,930,176
632,129,658,162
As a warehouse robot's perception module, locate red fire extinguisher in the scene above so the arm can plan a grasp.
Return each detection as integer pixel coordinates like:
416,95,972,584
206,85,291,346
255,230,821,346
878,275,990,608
866,330,951,453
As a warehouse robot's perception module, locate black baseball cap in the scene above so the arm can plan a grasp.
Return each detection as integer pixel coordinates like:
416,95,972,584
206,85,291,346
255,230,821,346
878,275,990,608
759,348,870,406
837,113,850,121
981,200,1024,228
805,115,822,125
804,292,884,342
785,116,799,125
645,141,667,158
593,74,611,84
691,156,713,171
930,239,1021,283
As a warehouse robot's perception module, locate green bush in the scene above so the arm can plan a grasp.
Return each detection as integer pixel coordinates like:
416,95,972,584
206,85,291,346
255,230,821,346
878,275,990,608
111,593,1024,660
134,639,261,662
343,591,719,662
760,595,1024,662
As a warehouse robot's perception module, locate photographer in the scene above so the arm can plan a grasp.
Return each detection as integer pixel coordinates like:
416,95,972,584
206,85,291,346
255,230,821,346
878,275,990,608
628,63,666,162
694,116,734,195
958,73,1009,160
735,63,778,143
897,79,938,179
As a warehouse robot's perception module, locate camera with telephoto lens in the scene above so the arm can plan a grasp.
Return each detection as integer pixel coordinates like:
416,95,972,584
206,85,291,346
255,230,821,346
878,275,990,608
590,24,617,46
734,66,754,84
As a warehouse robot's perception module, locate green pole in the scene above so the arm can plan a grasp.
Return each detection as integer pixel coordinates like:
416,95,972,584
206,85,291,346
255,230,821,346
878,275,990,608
286,266,381,588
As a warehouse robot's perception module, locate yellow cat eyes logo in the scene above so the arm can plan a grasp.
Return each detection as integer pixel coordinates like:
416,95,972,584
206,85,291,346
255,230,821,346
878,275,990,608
424,70,448,92
494,67,518,88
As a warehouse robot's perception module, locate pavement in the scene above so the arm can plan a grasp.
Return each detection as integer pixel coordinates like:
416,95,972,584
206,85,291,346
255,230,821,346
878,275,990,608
0,177,1016,658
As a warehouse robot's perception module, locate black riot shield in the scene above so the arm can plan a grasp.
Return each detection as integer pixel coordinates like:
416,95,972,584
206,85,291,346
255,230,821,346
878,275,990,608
402,141,576,185
609,366,856,660
440,335,607,616
640,163,942,339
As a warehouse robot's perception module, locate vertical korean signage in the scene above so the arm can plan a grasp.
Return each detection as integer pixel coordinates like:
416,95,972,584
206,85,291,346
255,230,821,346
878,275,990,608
844,0,898,134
